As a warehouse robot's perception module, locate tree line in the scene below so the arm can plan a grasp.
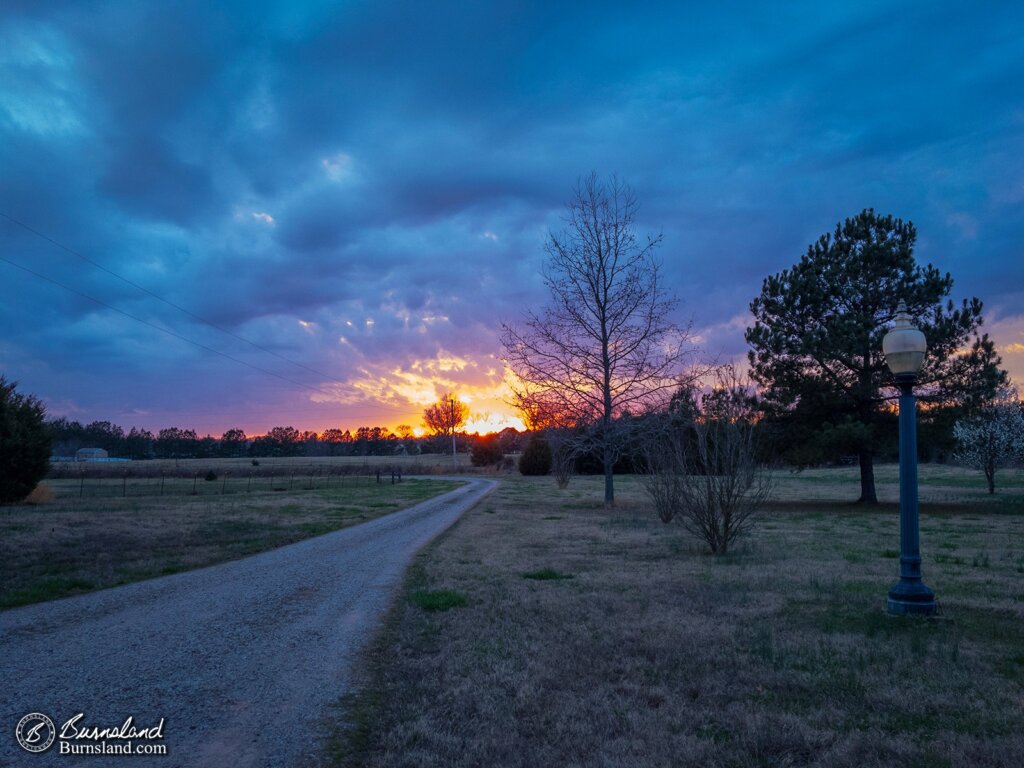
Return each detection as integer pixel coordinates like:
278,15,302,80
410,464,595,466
47,419,526,460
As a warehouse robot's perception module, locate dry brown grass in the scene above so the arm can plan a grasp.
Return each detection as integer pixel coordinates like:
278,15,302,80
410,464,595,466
23,483,56,505
329,467,1024,768
0,478,458,609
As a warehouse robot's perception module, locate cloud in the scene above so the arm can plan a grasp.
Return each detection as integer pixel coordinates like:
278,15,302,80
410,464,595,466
1,1,1023,434
321,152,354,182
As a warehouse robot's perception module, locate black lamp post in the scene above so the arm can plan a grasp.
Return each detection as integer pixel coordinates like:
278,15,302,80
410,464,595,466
881,301,937,616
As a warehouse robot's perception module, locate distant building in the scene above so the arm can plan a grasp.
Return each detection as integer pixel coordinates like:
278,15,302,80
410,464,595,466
75,447,109,462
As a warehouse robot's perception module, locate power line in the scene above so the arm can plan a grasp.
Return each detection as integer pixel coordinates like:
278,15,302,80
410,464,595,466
0,253,415,415
0,211,410,410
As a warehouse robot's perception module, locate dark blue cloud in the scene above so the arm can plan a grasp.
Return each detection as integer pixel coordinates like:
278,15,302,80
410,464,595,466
1,0,1022,433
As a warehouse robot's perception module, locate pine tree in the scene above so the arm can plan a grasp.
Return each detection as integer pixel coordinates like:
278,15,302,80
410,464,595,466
746,209,1005,503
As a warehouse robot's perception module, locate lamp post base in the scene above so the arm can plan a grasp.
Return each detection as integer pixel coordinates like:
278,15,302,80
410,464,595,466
887,583,937,616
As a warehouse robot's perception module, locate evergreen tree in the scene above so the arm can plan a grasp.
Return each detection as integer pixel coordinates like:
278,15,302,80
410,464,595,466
0,377,52,503
518,433,553,476
746,209,1005,503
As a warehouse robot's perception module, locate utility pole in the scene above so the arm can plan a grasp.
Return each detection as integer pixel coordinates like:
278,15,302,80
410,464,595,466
450,397,458,471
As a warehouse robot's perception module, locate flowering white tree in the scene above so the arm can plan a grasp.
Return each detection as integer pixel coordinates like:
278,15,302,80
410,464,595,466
953,388,1024,494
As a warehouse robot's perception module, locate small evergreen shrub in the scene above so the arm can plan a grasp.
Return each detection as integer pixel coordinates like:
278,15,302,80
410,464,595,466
470,435,504,467
518,433,552,476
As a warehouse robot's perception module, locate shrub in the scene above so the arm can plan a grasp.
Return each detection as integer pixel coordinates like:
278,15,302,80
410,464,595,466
0,377,52,504
251,459,260,466
547,429,577,489
470,435,504,467
205,470,218,482
643,372,772,555
518,433,552,476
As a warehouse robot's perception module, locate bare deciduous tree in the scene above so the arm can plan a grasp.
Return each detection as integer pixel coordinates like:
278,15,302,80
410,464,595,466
502,173,696,504
644,370,772,555
423,394,469,455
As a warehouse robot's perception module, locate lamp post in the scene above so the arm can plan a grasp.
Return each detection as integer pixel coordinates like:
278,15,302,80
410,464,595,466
881,301,937,616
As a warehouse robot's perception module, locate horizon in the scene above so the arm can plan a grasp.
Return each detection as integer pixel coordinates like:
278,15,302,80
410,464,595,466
3,2,1023,435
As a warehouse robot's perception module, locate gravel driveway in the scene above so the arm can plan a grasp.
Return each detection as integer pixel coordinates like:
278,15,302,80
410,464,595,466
1,477,494,767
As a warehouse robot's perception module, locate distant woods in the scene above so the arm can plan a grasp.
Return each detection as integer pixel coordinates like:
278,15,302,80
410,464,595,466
46,417,525,461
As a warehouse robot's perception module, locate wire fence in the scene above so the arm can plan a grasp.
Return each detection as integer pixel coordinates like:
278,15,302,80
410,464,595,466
48,466,414,501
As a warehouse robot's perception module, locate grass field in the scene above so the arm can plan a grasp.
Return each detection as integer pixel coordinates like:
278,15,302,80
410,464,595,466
0,477,459,610
46,453,478,481
328,465,1024,768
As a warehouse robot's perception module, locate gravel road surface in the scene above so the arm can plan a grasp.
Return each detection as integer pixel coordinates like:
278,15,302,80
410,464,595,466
1,478,494,767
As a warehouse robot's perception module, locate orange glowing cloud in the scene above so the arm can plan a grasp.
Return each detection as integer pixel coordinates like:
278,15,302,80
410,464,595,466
307,350,526,434
988,313,1024,387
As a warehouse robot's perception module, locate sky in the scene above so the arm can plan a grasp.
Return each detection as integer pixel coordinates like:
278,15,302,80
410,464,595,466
1,1,1022,437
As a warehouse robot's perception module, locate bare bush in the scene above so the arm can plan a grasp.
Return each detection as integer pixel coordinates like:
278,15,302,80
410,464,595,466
644,372,772,554
546,428,577,489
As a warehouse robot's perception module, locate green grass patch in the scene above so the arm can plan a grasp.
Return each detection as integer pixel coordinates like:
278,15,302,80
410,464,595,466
522,567,574,581
1,576,95,609
410,589,468,611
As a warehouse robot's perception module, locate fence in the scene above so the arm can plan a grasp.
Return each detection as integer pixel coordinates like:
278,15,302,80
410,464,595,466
48,466,413,502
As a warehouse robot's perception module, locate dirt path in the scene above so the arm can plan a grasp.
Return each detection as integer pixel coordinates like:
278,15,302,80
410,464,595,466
0,478,495,767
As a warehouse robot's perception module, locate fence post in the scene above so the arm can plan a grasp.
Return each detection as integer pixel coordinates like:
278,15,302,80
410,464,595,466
80,473,85,498
247,473,252,493
123,473,127,498
160,472,165,497
222,473,228,495
192,473,198,495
